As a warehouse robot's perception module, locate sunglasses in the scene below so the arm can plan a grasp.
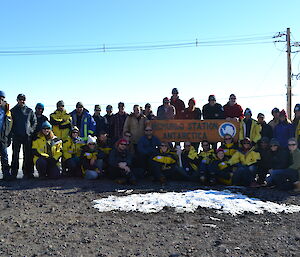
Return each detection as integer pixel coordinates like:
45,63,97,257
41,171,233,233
202,144,209,147
120,143,127,146
288,143,297,146
270,145,278,147
160,145,168,147
224,138,232,140
145,129,152,131
243,142,250,145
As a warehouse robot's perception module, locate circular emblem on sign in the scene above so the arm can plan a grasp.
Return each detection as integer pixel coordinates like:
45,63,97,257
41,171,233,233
218,122,236,138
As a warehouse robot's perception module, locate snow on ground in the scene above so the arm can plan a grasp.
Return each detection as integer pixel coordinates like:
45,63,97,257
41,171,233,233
93,189,300,216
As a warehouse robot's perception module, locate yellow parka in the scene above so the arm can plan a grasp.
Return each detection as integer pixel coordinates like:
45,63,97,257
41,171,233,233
32,132,62,165
239,119,261,143
50,110,72,140
62,136,85,160
228,147,261,166
295,120,300,141
198,149,216,164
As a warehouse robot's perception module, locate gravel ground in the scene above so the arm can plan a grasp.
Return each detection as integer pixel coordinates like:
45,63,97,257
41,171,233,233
0,178,300,257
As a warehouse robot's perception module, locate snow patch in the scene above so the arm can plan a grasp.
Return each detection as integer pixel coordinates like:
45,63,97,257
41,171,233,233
93,189,300,216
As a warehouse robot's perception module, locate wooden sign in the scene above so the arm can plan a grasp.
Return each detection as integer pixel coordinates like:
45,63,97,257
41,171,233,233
150,120,240,143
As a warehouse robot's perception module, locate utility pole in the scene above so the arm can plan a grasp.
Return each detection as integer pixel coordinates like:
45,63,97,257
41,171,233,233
286,27,292,120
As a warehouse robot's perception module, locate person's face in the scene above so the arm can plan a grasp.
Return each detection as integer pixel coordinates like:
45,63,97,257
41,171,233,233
202,142,210,151
163,101,170,106
133,106,140,115
224,136,233,144
273,112,280,119
94,110,101,116
229,96,236,105
17,97,25,107
260,142,269,149
295,110,300,118
270,144,279,152
217,151,225,159
257,116,264,124
160,144,168,153
123,133,131,141
144,127,153,137
145,106,151,112
57,105,64,111
118,142,127,151
172,93,178,98
88,142,96,150
208,99,216,106
76,107,83,115
288,141,298,152
98,134,107,142
71,131,79,138
188,100,195,108
106,108,112,114
35,107,44,115
245,114,251,120
0,96,5,106
42,128,50,136
279,115,286,122
242,141,251,149
118,104,124,112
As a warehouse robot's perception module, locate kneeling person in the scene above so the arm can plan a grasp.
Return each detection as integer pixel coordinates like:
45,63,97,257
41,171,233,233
32,121,62,179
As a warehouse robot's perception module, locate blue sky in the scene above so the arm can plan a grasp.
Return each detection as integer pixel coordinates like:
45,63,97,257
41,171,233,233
1,0,299,120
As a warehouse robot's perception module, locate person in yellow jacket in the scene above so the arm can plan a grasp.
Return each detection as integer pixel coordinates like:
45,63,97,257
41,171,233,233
239,108,261,144
50,100,72,140
220,134,238,159
62,126,85,177
228,137,261,186
150,142,180,184
32,121,62,179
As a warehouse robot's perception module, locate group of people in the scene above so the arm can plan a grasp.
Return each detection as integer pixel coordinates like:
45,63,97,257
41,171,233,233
0,88,299,191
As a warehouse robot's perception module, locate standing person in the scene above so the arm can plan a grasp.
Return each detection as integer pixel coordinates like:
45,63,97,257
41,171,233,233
202,95,224,120
292,103,300,145
50,100,72,141
0,91,13,180
223,94,244,121
123,104,148,150
32,121,62,179
70,102,96,142
104,104,113,141
267,138,300,191
183,98,202,151
239,108,261,144
268,107,280,130
273,110,294,148
170,88,185,119
143,103,155,120
109,102,128,144
157,97,176,120
257,113,273,141
33,103,48,138
93,104,108,136
10,94,37,179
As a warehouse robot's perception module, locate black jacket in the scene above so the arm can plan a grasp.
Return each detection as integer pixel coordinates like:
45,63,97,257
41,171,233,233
93,114,108,136
260,122,273,140
0,106,13,144
11,104,37,138
108,148,133,168
202,103,224,119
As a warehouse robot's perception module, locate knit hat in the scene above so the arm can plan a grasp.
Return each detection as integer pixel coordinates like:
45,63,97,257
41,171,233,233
106,105,112,110
71,126,79,133
118,102,124,107
271,107,280,114
116,138,128,146
163,97,170,103
279,109,287,118
41,121,52,130
244,108,252,116
270,138,280,146
189,98,196,105
257,113,264,119
76,102,84,108
216,148,224,154
0,91,5,98
241,137,251,144
208,95,216,101
260,137,270,144
145,103,151,108
17,94,26,100
35,103,44,109
294,104,300,112
56,100,64,107
94,104,101,111
87,135,97,144
172,88,179,94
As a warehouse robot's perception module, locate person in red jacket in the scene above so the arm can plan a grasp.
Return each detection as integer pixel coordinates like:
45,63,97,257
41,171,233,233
223,94,244,121
170,88,185,119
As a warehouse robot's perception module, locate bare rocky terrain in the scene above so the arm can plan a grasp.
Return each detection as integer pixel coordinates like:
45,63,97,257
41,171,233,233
0,178,300,257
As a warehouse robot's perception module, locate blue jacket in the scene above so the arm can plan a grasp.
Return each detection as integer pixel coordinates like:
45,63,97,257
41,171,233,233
70,109,96,141
137,135,161,156
274,121,295,148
